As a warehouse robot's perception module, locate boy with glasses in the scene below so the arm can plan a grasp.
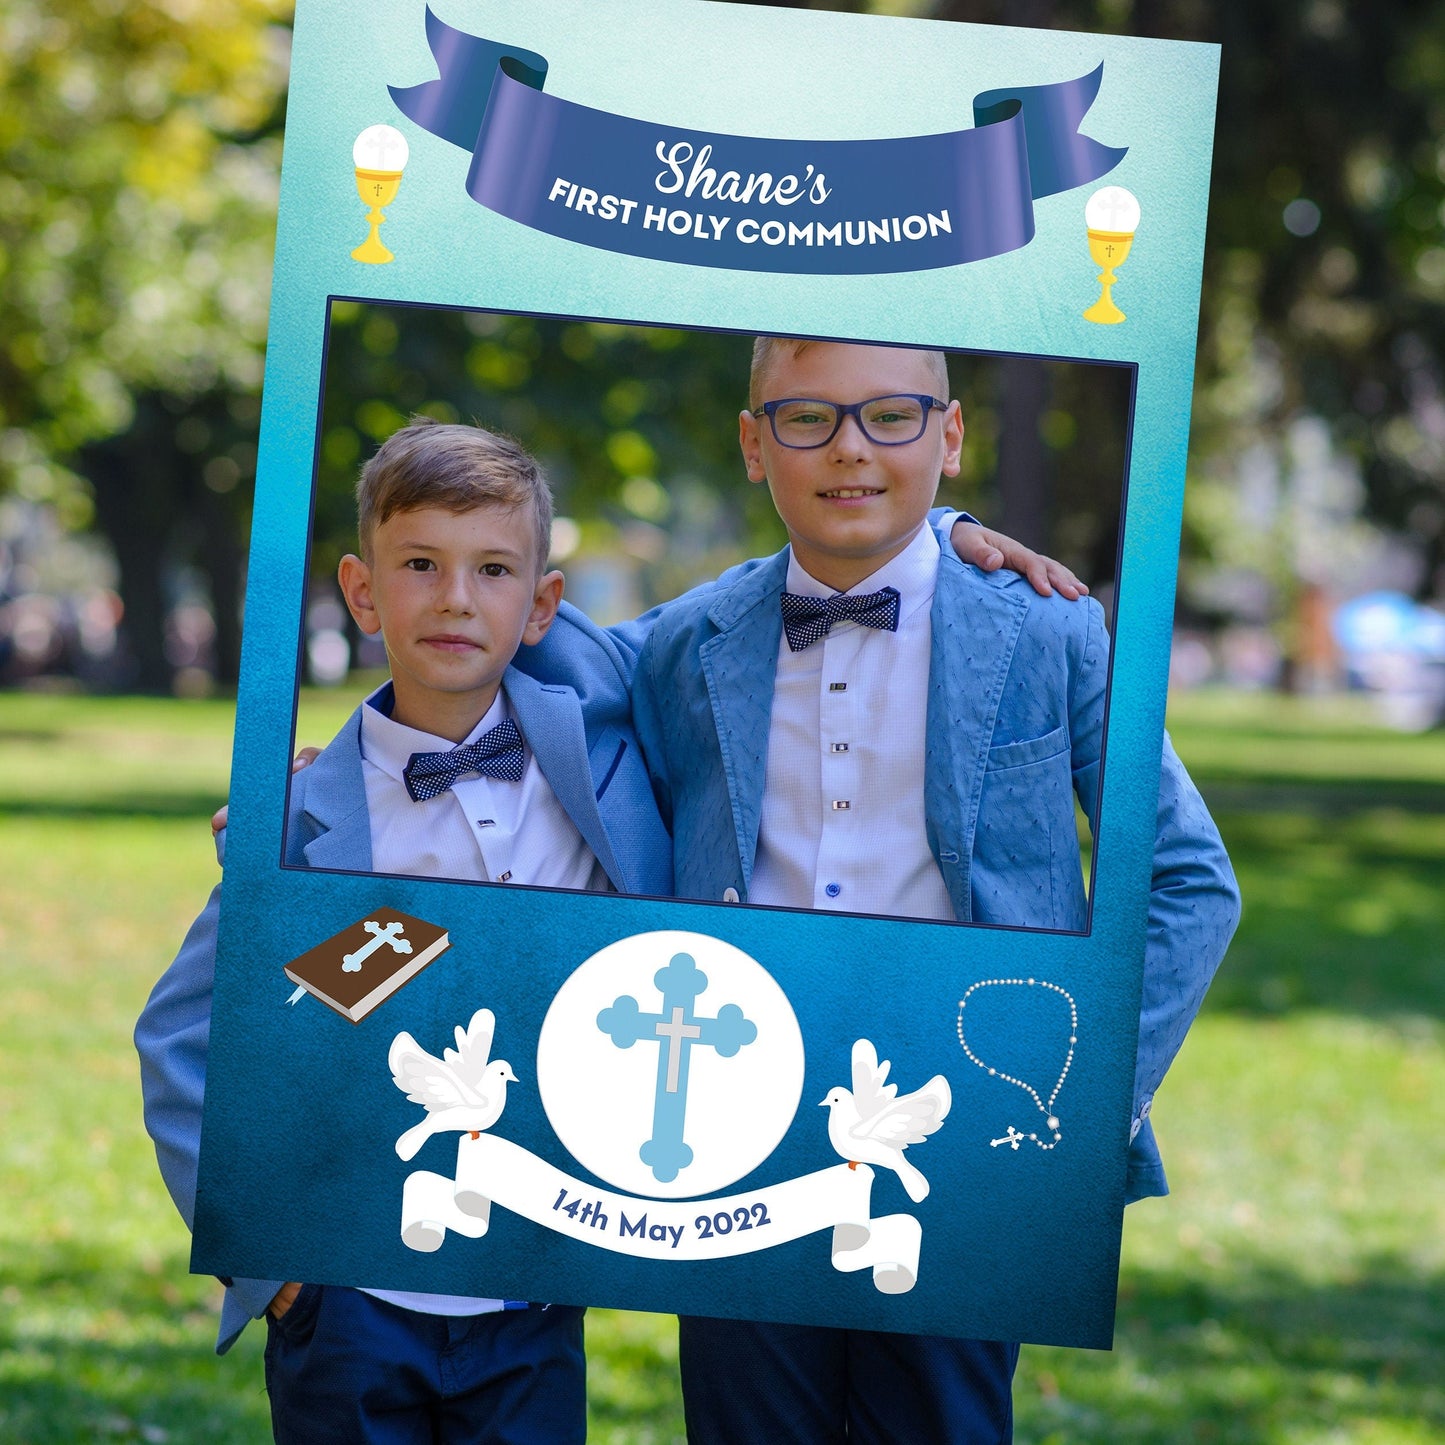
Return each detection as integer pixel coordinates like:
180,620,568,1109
628,338,1240,1442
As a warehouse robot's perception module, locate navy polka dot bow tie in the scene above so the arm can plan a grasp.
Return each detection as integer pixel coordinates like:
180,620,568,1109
780,586,902,652
403,719,526,801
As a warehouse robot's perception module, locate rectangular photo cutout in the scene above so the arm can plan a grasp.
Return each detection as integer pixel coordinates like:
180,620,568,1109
289,299,1133,938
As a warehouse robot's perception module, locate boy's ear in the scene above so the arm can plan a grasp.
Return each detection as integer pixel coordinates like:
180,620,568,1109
940,400,965,479
738,408,768,484
522,569,565,645
338,554,382,636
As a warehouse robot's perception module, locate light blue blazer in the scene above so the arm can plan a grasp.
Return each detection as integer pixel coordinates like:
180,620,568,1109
135,615,672,1354
629,546,1241,1203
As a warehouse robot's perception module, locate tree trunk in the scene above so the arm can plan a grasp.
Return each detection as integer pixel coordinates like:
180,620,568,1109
197,482,247,686
85,434,177,693
995,355,1052,551
81,390,256,693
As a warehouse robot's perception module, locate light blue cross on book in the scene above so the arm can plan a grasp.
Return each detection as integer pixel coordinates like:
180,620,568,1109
597,952,758,1183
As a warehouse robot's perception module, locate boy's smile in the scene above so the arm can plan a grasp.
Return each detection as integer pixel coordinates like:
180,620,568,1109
338,503,562,741
740,343,963,592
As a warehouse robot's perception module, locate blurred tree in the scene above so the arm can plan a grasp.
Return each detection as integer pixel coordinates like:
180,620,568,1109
1185,0,1445,603
312,305,1130,623
315,308,770,608
0,0,288,687
929,0,1445,637
80,391,255,688
768,0,1445,617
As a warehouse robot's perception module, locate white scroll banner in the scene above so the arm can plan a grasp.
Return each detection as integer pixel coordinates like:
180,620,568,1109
399,1134,922,1294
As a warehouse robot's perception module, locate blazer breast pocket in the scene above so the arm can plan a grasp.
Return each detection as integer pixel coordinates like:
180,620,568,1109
974,725,1078,929
984,723,1069,773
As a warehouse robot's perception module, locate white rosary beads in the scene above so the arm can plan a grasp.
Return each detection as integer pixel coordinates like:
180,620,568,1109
955,978,1077,1151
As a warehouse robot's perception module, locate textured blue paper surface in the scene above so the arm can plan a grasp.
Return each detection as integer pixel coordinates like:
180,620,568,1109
194,0,1219,1348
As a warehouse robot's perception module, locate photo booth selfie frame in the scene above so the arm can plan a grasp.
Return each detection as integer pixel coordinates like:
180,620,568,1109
194,0,1219,1348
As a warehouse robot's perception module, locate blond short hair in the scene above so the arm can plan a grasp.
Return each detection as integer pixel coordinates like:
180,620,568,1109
748,337,951,409
356,417,553,571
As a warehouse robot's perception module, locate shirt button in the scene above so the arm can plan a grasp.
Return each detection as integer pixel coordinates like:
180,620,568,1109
825,882,841,899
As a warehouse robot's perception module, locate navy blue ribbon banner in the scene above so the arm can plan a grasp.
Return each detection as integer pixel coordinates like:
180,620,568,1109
390,9,1126,276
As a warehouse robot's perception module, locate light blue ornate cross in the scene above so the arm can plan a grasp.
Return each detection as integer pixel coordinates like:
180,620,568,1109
596,952,757,1183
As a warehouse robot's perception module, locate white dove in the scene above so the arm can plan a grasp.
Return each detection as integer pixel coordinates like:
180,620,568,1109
388,1008,518,1161
820,1039,951,1202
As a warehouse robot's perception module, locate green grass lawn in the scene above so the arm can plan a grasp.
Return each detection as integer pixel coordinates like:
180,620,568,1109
1,687,1441,1443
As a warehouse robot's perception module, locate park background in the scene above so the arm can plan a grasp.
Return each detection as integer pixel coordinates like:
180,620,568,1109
1,0,1443,1441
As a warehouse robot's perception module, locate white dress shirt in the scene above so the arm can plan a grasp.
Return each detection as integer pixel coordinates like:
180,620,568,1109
360,684,610,893
750,523,954,923
356,681,607,1315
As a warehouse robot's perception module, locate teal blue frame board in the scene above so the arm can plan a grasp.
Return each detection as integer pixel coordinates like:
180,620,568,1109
193,0,1219,1348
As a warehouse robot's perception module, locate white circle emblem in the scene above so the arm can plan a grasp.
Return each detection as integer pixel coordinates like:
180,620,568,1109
536,930,804,1199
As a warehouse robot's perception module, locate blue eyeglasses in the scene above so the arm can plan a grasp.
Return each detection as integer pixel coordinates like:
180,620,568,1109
752,393,947,449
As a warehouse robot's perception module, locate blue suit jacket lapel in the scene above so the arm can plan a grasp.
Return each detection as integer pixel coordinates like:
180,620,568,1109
505,668,627,892
699,551,788,891
925,558,1030,921
298,707,374,871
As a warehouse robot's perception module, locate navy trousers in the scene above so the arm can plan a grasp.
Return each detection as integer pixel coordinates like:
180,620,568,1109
263,1287,586,1445
678,1317,1019,1444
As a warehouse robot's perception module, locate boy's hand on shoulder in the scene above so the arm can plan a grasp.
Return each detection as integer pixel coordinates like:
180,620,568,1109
210,748,323,835
950,520,1088,601
267,1281,303,1320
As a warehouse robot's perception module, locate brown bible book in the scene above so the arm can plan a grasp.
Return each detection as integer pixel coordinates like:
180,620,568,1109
283,907,450,1022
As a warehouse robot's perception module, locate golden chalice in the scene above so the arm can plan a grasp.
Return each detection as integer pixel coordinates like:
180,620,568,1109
352,124,409,265
1082,186,1140,326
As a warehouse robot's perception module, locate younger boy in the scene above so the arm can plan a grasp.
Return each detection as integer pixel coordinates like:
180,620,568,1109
136,418,671,1444
630,339,1241,1442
